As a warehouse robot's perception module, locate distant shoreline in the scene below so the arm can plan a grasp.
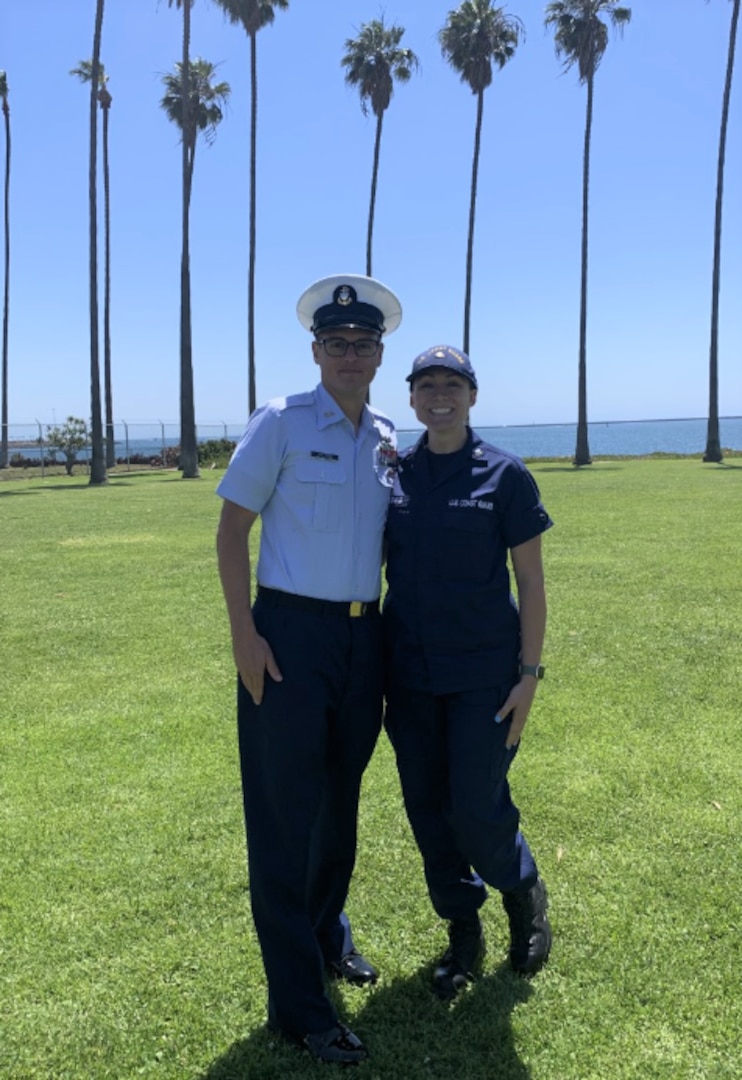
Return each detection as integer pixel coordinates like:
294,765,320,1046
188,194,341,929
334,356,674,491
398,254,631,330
6,415,742,458
7,414,741,445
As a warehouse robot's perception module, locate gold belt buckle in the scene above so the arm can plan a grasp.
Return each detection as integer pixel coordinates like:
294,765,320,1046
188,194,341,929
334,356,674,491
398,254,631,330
349,601,365,618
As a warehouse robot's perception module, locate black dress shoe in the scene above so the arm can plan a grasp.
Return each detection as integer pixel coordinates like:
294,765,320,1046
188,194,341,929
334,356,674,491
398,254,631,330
433,913,486,1000
268,1020,369,1065
327,949,379,986
302,1023,369,1065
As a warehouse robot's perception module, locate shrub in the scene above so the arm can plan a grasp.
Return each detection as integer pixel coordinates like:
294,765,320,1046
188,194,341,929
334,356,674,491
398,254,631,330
197,438,236,468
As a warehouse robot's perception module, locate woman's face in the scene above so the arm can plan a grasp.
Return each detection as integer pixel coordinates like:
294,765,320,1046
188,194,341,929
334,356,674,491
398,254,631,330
410,368,477,434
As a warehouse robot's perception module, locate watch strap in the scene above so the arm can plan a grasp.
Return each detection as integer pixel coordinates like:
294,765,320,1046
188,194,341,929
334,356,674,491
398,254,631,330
520,663,545,680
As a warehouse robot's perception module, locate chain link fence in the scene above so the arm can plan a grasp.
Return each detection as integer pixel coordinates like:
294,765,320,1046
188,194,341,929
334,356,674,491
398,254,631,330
2,420,247,473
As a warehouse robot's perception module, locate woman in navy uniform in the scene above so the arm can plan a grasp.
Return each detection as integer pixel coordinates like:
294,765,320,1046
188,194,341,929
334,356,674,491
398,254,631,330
383,345,553,998
216,275,401,1064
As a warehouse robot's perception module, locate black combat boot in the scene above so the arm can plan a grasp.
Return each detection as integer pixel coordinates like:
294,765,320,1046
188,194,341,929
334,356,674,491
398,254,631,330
432,913,486,999
501,876,552,976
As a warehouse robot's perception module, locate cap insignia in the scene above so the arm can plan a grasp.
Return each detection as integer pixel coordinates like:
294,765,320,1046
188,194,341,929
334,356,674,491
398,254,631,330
334,284,356,307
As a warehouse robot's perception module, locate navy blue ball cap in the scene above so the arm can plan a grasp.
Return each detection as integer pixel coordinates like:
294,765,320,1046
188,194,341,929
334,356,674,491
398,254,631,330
297,274,402,336
406,345,478,389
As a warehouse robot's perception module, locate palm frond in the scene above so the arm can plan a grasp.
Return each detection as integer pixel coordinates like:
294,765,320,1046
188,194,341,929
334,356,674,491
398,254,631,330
545,0,631,82
439,0,523,95
70,58,108,85
342,17,419,118
160,58,231,145
214,0,289,35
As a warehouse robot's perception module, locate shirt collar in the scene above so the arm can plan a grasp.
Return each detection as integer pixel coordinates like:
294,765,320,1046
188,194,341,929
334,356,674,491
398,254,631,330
314,382,374,434
413,426,476,460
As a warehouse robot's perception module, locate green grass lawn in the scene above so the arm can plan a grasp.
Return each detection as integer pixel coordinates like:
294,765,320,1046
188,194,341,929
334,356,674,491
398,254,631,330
1,460,740,1079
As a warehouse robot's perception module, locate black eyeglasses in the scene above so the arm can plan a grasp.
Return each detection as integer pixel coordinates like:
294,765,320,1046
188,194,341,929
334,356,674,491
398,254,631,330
316,337,381,358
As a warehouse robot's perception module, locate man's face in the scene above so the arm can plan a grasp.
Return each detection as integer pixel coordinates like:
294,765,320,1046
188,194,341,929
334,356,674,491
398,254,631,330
410,368,477,432
312,327,384,398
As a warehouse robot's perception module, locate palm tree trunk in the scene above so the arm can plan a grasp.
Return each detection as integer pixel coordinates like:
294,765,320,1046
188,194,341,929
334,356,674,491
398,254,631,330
248,30,257,415
179,0,199,478
101,95,115,468
88,0,107,486
463,89,484,356
574,70,594,467
704,0,739,464
366,111,384,278
1,95,10,469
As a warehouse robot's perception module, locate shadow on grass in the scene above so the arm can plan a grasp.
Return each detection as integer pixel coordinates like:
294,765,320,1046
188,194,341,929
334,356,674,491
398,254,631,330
532,457,742,474
532,463,626,474
0,479,145,497
0,481,94,495
198,965,532,1080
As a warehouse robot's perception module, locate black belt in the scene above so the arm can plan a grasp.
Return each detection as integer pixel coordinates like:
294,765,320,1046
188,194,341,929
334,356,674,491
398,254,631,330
257,586,379,618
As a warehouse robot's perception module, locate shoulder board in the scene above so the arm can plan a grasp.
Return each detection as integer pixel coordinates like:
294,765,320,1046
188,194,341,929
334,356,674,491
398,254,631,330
267,390,315,413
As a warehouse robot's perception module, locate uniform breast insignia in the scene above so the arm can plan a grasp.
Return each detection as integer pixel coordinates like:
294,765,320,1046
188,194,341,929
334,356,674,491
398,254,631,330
375,435,398,488
448,497,494,511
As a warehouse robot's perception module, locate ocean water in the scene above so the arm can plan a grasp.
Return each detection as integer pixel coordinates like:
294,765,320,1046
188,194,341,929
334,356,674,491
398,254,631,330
8,416,742,462
398,417,742,459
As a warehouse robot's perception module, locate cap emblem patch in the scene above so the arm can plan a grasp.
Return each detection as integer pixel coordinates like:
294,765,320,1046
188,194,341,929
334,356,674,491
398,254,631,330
334,284,356,307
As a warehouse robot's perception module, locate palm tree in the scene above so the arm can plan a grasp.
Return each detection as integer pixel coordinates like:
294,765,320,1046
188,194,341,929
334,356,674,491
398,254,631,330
212,0,289,416
160,58,230,472
342,18,419,278
166,0,199,477
71,60,115,468
160,59,231,158
87,0,107,485
545,0,631,467
704,0,740,464
0,71,10,470
439,1,522,356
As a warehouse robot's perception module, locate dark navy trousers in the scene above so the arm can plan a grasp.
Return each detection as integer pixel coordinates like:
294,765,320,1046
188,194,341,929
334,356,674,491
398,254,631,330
385,681,538,920
237,596,383,1037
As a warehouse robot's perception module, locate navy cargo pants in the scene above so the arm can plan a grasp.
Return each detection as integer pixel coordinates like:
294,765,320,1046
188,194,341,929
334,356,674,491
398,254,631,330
385,681,538,919
237,592,383,1037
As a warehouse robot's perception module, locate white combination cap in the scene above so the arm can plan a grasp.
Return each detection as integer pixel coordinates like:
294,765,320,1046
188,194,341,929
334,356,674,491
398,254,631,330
297,274,402,336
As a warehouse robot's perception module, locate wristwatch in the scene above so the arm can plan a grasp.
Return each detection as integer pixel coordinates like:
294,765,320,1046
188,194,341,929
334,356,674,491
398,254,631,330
520,663,545,680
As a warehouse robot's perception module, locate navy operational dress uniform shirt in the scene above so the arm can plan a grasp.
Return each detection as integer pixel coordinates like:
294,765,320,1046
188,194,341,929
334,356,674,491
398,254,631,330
383,428,553,695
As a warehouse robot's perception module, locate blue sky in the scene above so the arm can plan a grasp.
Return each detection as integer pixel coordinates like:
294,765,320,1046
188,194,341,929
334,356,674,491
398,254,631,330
2,0,740,429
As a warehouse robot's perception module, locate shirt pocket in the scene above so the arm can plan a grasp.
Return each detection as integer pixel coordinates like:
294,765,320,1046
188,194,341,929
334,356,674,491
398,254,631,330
295,457,347,532
436,509,493,582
